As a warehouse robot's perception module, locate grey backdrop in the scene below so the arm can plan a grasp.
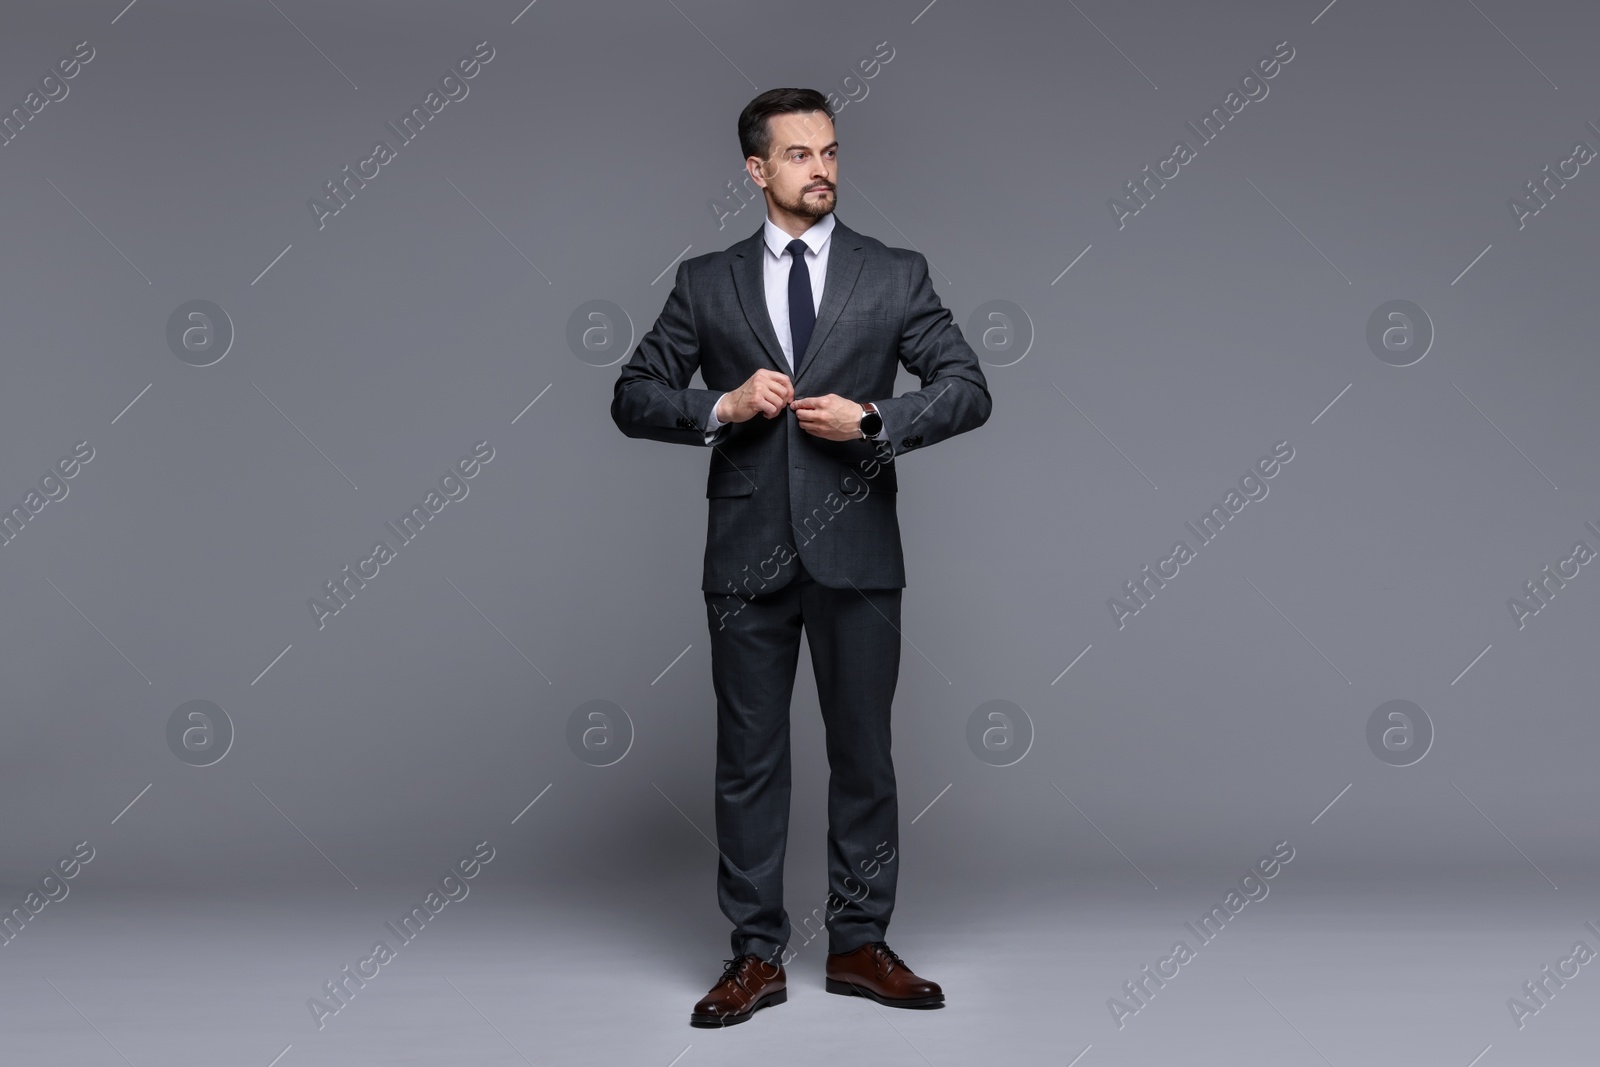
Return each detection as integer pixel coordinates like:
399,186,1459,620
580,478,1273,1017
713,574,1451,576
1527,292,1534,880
4,0,1599,1062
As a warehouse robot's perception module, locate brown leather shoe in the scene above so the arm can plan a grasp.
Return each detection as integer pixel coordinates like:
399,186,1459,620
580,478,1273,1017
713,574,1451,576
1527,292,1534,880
825,941,944,1008
689,954,787,1027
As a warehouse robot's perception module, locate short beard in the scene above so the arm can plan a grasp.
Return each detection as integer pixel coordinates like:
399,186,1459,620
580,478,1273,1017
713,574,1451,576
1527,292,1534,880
778,183,835,221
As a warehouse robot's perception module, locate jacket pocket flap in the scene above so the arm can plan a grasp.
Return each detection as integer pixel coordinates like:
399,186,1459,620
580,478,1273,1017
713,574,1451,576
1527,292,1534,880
841,462,897,494
707,468,758,498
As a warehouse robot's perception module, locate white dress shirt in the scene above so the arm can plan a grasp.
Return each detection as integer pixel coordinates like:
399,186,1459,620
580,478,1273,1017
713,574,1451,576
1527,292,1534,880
704,212,882,443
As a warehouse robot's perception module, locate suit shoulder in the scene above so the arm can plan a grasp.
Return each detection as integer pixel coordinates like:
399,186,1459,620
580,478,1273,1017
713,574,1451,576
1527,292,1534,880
677,235,755,282
848,227,891,252
684,246,727,270
837,229,921,284
841,227,899,261
677,248,716,280
871,241,924,274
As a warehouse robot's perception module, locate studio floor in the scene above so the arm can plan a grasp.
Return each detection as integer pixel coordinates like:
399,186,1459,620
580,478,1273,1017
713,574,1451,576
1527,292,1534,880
3,870,1593,1066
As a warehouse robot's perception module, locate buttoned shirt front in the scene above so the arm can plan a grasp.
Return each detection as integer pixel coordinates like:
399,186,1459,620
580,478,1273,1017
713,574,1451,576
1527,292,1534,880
704,212,882,443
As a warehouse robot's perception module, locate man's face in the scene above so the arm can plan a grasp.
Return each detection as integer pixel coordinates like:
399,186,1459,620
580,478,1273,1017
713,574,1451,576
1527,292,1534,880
752,110,837,220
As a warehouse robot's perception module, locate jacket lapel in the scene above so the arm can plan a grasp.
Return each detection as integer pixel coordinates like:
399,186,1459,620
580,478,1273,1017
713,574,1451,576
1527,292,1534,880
729,216,867,388
792,218,865,391
730,226,789,377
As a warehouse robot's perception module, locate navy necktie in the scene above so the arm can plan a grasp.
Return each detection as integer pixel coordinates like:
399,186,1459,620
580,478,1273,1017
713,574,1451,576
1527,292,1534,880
786,238,815,374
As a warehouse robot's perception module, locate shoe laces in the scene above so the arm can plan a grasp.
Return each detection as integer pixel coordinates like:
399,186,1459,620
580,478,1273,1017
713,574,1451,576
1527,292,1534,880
716,954,769,992
869,941,906,972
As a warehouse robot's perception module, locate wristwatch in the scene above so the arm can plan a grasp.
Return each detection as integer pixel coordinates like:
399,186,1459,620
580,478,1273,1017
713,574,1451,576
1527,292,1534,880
858,402,883,439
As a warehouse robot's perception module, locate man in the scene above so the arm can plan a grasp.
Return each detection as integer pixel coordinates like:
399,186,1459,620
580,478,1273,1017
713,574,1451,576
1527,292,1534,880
610,87,991,1028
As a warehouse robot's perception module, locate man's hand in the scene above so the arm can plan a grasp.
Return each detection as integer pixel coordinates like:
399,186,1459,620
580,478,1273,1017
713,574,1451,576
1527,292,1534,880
716,369,793,422
791,394,864,441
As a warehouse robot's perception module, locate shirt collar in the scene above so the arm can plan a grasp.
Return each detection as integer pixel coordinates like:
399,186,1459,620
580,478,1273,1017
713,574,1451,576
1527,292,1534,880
763,210,835,260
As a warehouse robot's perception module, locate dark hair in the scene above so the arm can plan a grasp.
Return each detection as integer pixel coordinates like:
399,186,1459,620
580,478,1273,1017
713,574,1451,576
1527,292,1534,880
738,88,834,162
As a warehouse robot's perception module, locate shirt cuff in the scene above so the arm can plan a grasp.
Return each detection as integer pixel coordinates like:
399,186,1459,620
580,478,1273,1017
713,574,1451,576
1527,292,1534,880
702,392,732,444
707,392,729,431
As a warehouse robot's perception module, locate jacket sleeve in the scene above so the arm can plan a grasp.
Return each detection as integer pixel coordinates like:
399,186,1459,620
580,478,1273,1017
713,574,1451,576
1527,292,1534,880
610,259,731,447
872,252,993,456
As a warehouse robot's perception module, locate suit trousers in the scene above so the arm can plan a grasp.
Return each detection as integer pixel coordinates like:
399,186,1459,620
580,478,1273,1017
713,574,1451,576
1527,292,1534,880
702,556,902,965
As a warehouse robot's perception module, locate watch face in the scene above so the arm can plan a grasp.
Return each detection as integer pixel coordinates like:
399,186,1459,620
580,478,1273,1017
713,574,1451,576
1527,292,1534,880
862,412,883,435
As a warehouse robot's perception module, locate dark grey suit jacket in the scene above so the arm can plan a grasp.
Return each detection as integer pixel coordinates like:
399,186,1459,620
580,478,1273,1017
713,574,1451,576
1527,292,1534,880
610,216,992,594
